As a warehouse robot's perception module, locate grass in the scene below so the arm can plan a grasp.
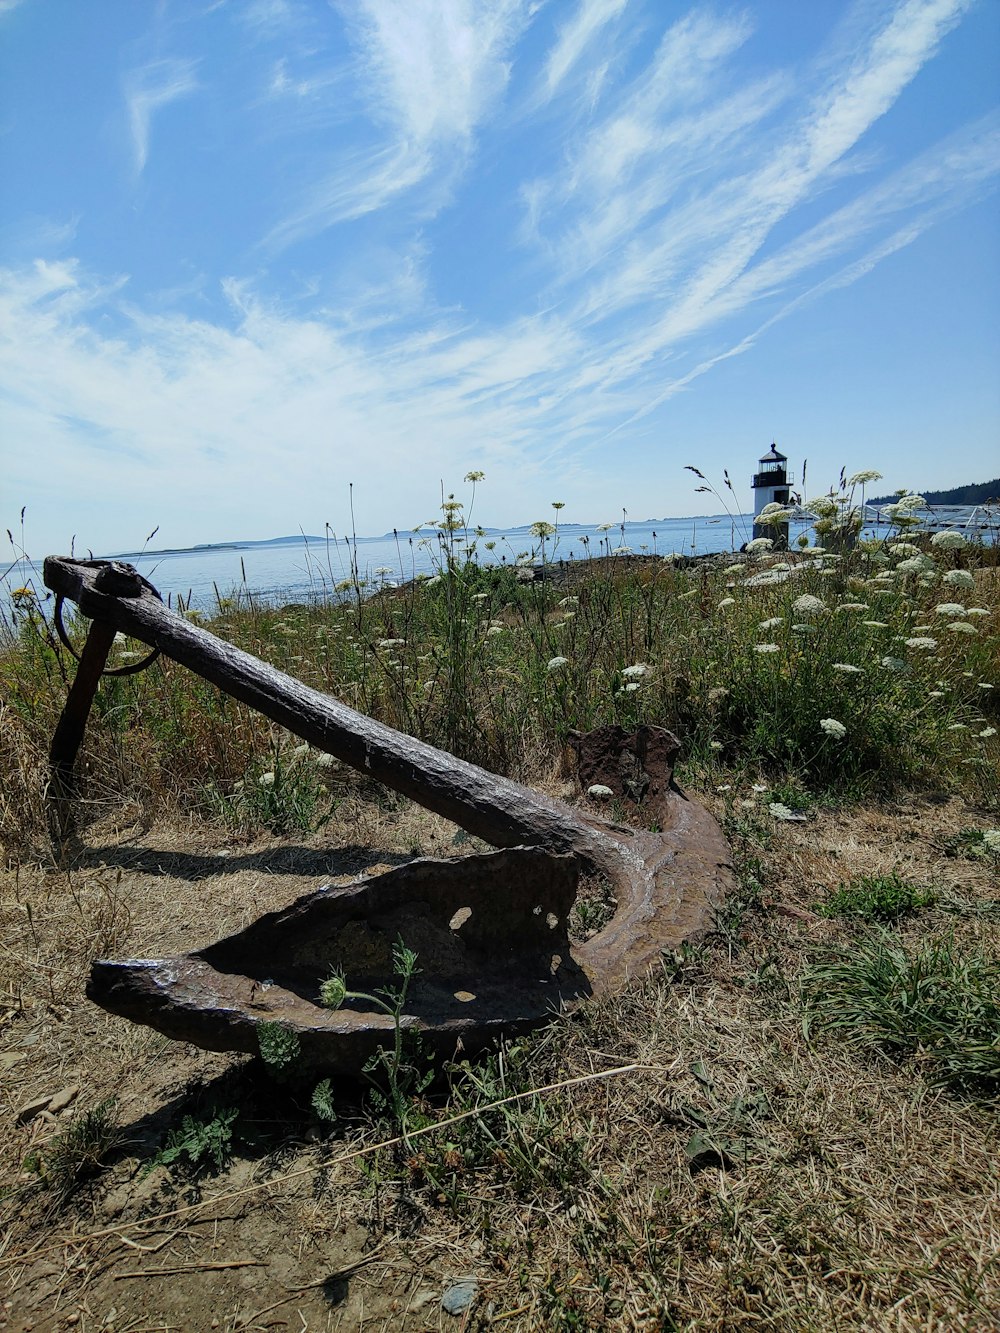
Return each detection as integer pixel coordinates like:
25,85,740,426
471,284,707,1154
814,871,935,922
1,487,999,1328
801,933,1000,1099
2,494,998,853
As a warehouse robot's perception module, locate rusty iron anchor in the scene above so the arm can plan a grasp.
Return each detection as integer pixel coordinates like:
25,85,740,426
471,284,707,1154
43,555,734,1074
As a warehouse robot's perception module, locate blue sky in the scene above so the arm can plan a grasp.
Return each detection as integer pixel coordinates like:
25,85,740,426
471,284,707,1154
1,0,998,556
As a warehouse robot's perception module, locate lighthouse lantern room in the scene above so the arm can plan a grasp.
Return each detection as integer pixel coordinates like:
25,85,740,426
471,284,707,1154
751,444,793,545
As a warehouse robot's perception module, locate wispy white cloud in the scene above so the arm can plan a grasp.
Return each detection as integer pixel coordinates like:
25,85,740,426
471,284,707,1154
123,58,199,174
537,0,630,104
266,0,534,247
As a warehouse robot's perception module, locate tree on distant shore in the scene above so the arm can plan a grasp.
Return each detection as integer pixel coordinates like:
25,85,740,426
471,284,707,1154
868,479,999,507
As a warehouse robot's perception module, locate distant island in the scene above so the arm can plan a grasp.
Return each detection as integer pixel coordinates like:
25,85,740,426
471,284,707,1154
868,478,999,507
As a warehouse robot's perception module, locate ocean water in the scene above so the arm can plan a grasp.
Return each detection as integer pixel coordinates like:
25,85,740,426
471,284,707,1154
11,515,756,613
5,505,993,615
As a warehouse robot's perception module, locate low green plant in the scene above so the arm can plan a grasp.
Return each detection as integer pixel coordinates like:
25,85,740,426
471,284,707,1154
257,1021,302,1075
43,1098,121,1201
319,938,433,1139
151,1106,238,1177
815,873,935,923
940,827,1000,862
801,933,1000,1098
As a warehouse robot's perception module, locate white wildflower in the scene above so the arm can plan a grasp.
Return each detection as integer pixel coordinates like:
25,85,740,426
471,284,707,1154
621,681,641,693
792,594,826,616
947,723,968,731
259,772,275,787
977,682,992,689
472,592,489,602
896,556,934,575
966,608,990,617
745,537,773,553
754,643,780,654
792,624,815,633
837,602,869,613
978,727,997,739
983,830,1000,852
759,617,784,630
292,744,310,758
718,597,736,609
832,663,863,674
547,656,569,673
864,621,889,629
934,603,966,616
943,569,975,589
928,690,945,699
708,686,730,700
931,530,966,549
378,638,405,648
314,752,335,768
558,596,579,607
769,802,806,823
946,622,977,634
848,470,883,486
487,625,505,636
587,784,614,799
889,542,922,556
881,656,907,671
709,741,724,751
622,664,650,679
820,717,847,739
905,637,938,650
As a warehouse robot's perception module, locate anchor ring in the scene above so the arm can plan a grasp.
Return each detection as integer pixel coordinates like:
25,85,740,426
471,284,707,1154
53,594,163,677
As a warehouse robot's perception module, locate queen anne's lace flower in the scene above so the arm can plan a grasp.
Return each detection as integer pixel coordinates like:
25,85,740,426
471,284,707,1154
745,537,774,553
905,637,938,650
792,594,826,616
820,717,847,739
946,622,976,634
587,784,613,799
754,643,780,654
622,664,650,679
896,556,935,575
759,617,783,630
832,663,863,674
931,530,966,548
934,603,966,616
769,802,805,822
547,656,569,672
943,569,975,589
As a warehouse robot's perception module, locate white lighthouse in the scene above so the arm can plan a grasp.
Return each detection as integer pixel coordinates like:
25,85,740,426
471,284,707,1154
751,443,793,546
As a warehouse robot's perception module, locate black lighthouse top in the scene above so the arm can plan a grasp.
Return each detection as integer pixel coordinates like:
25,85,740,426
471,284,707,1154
752,443,787,489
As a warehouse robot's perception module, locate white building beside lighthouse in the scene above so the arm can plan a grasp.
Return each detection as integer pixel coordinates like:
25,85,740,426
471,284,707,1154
751,444,793,545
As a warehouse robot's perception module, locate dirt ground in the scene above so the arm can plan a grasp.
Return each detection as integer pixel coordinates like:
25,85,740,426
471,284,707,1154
1,784,998,1332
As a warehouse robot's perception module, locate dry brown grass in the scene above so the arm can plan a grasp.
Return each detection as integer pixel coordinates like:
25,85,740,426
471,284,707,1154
1,780,998,1331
